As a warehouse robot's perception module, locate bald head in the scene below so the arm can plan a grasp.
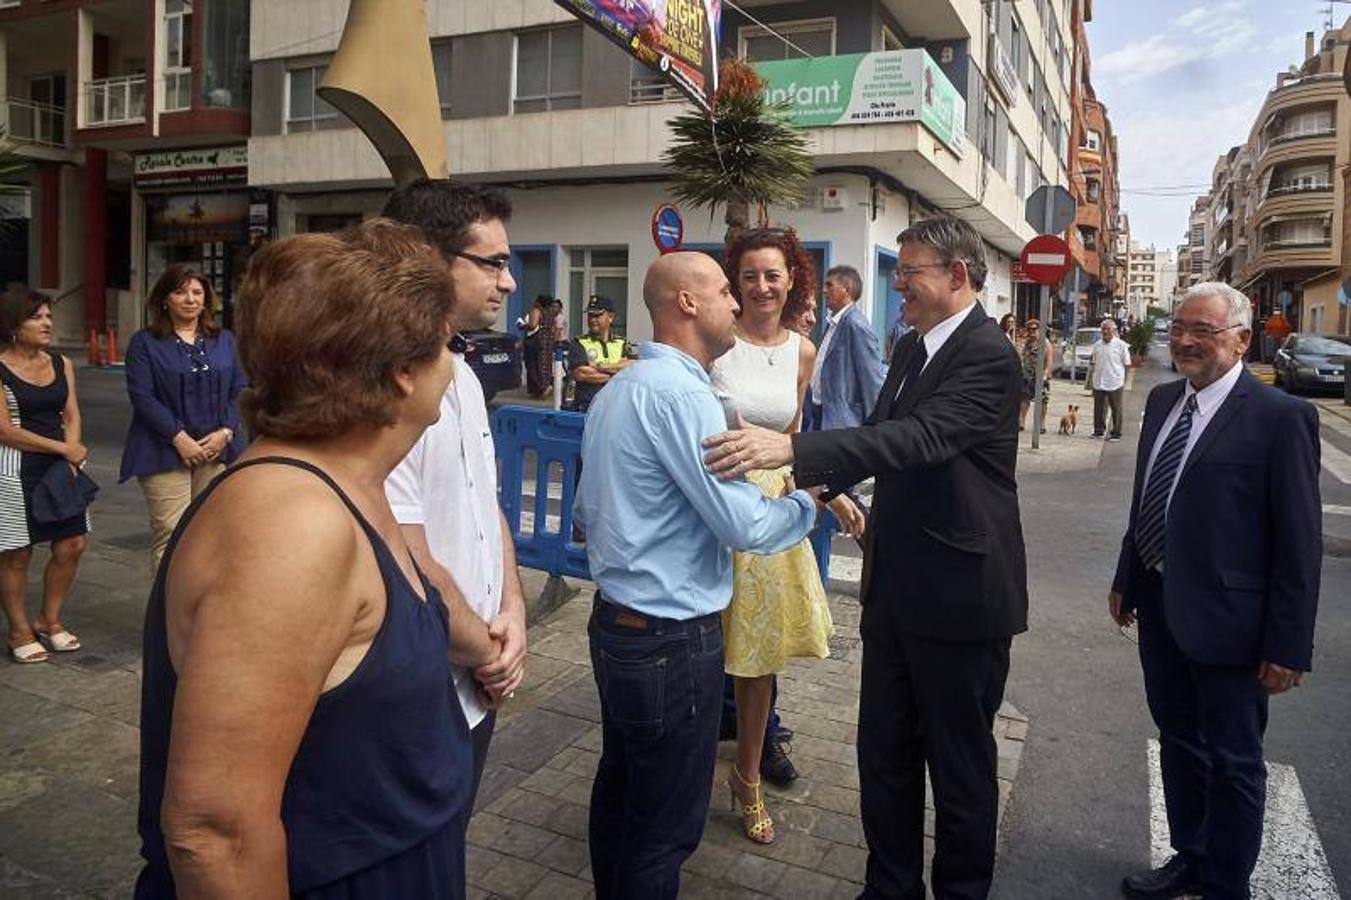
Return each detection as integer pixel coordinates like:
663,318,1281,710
641,251,739,369
644,252,722,314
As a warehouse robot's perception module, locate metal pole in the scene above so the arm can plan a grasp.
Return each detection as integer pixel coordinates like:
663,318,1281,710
1030,195,1057,449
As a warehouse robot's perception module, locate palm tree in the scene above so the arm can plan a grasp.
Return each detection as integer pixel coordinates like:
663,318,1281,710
663,57,814,241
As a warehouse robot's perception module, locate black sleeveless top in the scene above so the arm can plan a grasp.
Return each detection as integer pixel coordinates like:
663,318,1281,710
135,457,471,897
0,351,68,481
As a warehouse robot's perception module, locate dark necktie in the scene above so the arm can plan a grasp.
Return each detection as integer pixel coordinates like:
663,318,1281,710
1135,394,1198,571
891,340,929,412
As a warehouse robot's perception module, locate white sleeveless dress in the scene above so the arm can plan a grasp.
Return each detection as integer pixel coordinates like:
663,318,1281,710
710,333,833,677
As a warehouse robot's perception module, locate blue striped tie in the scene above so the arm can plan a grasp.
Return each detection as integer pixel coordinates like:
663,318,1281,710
1135,394,1198,571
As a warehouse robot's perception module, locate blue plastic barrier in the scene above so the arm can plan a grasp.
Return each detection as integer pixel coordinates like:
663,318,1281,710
492,405,590,580
493,403,838,587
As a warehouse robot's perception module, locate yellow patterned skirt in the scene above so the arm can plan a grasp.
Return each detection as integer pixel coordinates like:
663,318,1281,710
722,467,834,678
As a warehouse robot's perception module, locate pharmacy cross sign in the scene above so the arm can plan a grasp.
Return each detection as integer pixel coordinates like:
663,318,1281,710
1019,234,1072,286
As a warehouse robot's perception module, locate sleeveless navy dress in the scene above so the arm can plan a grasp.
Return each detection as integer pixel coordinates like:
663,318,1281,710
136,457,472,898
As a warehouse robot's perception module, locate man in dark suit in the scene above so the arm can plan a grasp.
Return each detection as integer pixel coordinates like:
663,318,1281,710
704,216,1027,899
1110,282,1321,900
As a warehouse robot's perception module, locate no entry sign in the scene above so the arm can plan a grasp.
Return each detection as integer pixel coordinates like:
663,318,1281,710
1019,234,1072,285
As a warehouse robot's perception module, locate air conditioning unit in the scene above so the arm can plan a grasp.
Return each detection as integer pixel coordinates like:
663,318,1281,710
821,185,849,211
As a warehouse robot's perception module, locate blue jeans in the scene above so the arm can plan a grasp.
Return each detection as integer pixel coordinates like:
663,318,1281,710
588,596,724,900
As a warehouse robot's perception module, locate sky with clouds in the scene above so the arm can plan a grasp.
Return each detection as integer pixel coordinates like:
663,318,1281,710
1085,0,1341,251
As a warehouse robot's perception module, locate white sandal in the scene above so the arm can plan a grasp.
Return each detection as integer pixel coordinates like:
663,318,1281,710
10,641,48,664
34,629,81,653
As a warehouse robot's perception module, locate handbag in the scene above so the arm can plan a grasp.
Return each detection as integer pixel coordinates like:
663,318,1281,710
31,463,99,524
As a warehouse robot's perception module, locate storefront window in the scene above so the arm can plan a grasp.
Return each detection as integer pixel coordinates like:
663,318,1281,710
145,190,262,329
201,0,249,109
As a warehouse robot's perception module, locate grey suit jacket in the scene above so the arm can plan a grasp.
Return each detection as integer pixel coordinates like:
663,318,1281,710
814,304,886,431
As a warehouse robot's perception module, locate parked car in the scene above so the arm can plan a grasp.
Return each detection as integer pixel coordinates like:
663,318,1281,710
1056,327,1099,378
461,328,522,402
1272,333,1349,394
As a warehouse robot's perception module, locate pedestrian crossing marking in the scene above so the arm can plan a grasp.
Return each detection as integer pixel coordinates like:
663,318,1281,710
1317,407,1351,441
1320,439,1351,485
1325,505,1351,517
1148,740,1340,898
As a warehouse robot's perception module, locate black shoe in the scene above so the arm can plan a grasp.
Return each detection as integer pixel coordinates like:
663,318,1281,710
760,734,798,786
1121,855,1201,898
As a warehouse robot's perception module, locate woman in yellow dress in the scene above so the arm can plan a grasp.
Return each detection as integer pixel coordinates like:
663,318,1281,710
710,228,865,844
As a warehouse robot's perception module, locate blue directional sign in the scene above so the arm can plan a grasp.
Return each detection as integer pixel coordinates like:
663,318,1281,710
651,204,684,254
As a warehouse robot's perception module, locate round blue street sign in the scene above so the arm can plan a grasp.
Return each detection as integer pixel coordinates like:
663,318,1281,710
652,204,684,254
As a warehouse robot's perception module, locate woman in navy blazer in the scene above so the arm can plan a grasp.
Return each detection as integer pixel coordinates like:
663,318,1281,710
119,266,246,565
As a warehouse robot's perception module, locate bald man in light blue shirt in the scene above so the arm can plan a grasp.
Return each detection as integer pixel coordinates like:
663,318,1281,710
575,252,815,900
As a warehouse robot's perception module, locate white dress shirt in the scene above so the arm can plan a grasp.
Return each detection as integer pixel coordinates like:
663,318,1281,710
1140,360,1244,516
895,301,977,399
1089,337,1132,391
386,356,504,729
809,304,850,398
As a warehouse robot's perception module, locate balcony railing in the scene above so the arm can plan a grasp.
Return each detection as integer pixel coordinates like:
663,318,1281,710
1268,127,1335,147
4,97,66,147
629,74,683,105
1266,181,1333,197
84,74,145,127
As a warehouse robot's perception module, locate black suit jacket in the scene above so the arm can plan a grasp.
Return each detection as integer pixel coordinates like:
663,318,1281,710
792,303,1028,641
1111,369,1321,670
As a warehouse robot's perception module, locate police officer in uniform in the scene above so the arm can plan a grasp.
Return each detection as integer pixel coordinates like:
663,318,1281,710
567,296,634,413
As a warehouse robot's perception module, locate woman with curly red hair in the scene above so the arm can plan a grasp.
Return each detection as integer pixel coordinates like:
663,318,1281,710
709,228,865,844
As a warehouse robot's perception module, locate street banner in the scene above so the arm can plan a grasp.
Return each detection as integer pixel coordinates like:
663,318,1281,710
553,0,721,112
753,50,965,157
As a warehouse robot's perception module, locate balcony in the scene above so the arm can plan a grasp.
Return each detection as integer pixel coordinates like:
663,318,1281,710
1255,187,1335,225
4,97,66,147
1267,127,1336,148
84,74,145,127
629,73,682,106
1258,132,1338,170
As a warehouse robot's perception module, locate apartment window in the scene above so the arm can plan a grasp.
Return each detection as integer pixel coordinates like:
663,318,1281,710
1009,18,1023,84
432,42,452,116
1085,178,1101,202
1274,106,1334,140
740,18,835,61
1082,129,1102,152
1273,162,1332,193
164,0,194,111
286,65,343,131
568,247,629,334
1267,220,1329,247
1079,227,1097,251
1015,138,1029,198
982,100,998,164
515,25,582,114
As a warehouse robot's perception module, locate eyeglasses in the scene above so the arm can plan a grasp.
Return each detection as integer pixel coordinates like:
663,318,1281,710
892,262,957,279
450,250,512,273
1168,322,1245,340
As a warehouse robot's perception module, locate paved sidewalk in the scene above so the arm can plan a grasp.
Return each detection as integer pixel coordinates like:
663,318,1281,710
466,586,1029,900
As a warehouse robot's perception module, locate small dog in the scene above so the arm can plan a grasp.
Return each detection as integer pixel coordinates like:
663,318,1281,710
1058,404,1079,435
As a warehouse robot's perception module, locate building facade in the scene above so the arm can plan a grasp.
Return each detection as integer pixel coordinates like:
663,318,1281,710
1065,0,1119,323
1194,21,1349,334
1122,240,1175,322
247,0,1078,344
0,0,254,349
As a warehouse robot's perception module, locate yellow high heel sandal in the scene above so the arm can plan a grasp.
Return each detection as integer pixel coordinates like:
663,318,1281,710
728,764,775,845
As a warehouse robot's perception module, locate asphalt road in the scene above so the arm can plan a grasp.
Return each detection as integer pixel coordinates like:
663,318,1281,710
992,348,1351,898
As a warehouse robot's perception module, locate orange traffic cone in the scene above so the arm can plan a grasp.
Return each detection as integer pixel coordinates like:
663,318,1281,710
105,328,119,364
87,329,102,366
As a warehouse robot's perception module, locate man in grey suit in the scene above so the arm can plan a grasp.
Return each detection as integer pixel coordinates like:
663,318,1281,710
807,265,887,431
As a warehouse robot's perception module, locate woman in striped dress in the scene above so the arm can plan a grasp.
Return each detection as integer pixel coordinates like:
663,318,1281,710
0,290,89,664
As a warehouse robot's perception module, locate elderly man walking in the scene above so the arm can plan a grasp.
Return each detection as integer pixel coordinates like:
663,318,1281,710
1110,282,1321,900
703,216,1028,900
1089,318,1132,441
576,251,816,900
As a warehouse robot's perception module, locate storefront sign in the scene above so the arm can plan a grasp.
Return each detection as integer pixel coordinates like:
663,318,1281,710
988,35,1019,107
651,204,684,254
134,146,249,189
554,0,721,112
753,50,966,158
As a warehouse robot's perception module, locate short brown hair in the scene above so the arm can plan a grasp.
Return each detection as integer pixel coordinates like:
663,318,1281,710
146,265,220,338
0,289,48,343
235,219,453,440
724,227,818,327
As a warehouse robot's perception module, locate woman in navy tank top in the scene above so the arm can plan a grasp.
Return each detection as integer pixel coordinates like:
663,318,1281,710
136,221,501,898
